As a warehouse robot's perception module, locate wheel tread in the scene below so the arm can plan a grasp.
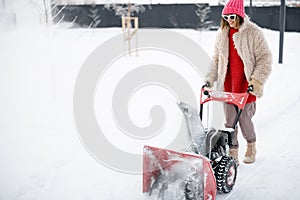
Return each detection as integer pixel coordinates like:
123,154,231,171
214,156,237,194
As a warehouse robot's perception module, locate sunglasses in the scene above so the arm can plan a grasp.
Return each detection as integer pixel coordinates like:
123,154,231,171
222,14,237,21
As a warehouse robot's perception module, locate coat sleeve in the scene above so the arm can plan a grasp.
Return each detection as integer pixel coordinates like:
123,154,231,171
206,32,221,85
250,29,272,85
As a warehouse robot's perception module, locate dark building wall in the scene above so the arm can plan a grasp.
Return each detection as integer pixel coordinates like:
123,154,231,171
53,4,300,32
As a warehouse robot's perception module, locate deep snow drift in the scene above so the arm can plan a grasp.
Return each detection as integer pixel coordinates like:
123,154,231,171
1,23,300,200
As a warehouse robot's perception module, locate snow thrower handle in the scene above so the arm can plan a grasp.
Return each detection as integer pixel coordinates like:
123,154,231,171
199,84,253,121
200,85,251,110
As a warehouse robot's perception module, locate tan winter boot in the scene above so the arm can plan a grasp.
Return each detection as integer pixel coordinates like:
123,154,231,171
243,142,257,164
229,148,239,166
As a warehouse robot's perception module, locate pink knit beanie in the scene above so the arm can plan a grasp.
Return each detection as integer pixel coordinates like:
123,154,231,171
222,0,245,18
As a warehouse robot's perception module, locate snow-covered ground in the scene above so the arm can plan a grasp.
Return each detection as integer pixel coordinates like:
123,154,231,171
1,21,300,200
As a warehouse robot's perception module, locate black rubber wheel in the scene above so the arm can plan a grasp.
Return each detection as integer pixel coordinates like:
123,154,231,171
215,156,237,193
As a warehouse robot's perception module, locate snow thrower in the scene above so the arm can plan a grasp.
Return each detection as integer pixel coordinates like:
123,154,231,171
143,84,253,200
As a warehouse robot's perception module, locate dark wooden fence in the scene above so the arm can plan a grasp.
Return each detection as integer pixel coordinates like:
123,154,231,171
53,4,300,32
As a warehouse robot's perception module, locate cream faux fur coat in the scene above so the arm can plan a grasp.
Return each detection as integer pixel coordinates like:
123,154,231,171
206,16,272,98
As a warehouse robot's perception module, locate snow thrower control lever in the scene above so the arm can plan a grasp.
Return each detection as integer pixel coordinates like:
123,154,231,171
247,85,254,93
201,83,210,97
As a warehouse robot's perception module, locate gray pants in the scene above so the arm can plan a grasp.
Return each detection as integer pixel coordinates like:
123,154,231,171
224,102,256,148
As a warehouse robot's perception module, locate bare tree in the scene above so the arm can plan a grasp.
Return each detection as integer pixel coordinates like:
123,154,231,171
87,4,101,28
104,1,146,18
31,0,77,27
195,4,213,31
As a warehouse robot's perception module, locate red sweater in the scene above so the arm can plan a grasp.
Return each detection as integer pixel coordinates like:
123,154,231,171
224,28,256,103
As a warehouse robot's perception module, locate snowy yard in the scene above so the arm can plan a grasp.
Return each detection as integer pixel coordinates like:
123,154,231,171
0,23,300,200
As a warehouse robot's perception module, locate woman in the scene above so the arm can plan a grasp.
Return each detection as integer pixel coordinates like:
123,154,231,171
205,0,272,165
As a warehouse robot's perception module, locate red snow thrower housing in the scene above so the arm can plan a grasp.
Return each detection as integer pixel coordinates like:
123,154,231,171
143,84,253,200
